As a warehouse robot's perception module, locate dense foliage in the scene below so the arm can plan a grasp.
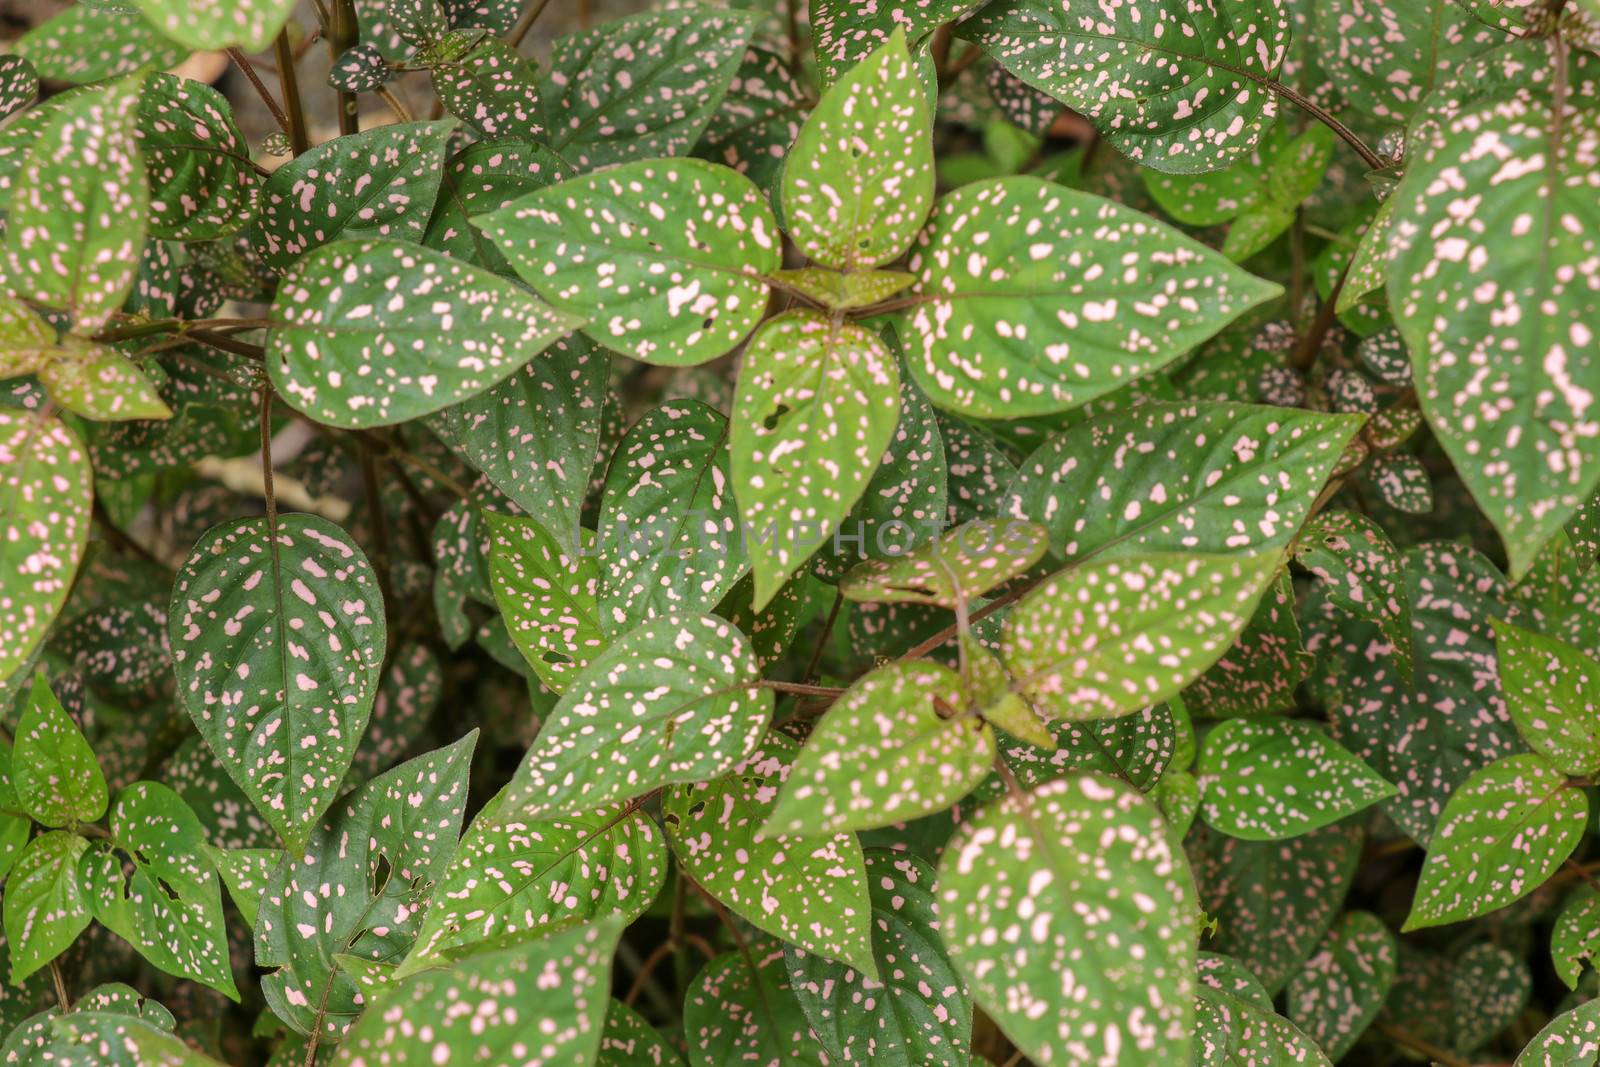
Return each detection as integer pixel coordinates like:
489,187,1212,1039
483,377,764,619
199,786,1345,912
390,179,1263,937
0,0,1598,1063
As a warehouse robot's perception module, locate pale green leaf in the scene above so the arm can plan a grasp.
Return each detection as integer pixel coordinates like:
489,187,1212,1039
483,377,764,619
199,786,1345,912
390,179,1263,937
14,674,107,827
486,512,607,693
938,774,1196,1065
901,178,1282,417
839,518,1048,609
2,831,91,983
1405,753,1587,931
13,8,186,84
478,158,780,366
1494,620,1600,776
38,340,171,423
267,239,581,428
499,613,770,820
769,267,914,311
783,31,933,270
600,1000,685,1067
730,310,900,607
204,845,279,928
1516,997,1600,1067
665,732,875,977
768,660,995,836
133,0,293,50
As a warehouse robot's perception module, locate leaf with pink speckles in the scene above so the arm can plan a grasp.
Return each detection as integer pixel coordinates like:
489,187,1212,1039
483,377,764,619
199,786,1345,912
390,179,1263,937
938,774,1196,1065
1389,43,1600,576
839,518,1048,609
253,120,455,272
730,310,902,608
541,9,755,171
477,158,780,366
132,0,293,51
785,850,973,1064
1516,996,1600,1067
1284,911,1397,1061
1194,953,1333,1065
1294,510,1415,685
433,39,543,142
685,943,828,1067
901,178,1282,418
3,76,147,332
404,790,666,970
168,514,387,852
0,55,38,123
768,660,995,836
783,31,934,271
959,0,1291,173
0,410,93,686
338,916,622,1066
811,0,982,87
1003,550,1279,722
267,239,582,428
135,73,258,243
1404,753,1586,930
13,674,107,827
423,140,574,275
38,340,172,423
486,511,607,692
665,731,875,977
499,612,769,821
256,733,476,1042
12,8,186,85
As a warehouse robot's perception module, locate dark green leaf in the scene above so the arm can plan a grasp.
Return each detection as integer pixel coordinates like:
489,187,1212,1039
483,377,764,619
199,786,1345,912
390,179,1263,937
1284,911,1397,1061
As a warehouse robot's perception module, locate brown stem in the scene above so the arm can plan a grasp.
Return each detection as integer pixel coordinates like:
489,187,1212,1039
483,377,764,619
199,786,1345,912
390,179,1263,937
330,0,360,136
376,86,413,123
507,0,556,47
49,960,71,1011
260,386,278,527
1372,1023,1479,1067
900,574,1042,662
759,680,845,698
272,30,312,154
190,330,266,360
228,49,293,138
1291,263,1350,372
1266,81,1384,170
623,941,676,1007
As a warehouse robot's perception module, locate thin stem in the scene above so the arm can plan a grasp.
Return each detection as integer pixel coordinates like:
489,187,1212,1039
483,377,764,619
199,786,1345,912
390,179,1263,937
49,960,70,1011
1266,80,1384,170
759,680,845,698
358,445,395,628
260,386,278,528
228,49,293,138
801,589,843,684
272,30,311,155
1372,1023,1478,1067
331,0,360,136
507,0,556,47
376,86,413,124
623,941,676,1007
1291,263,1350,372
190,330,266,360
937,44,984,89
900,574,1042,662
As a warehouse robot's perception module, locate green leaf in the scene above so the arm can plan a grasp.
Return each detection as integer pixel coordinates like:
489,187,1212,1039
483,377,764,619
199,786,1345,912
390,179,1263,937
782,30,933,270
786,850,972,1064
0,742,29,884
730,310,901,606
500,613,770,820
1188,821,1363,996
423,141,574,274
1516,997,1600,1067
256,734,475,1042
1001,704,1179,791
334,917,622,1066
1311,0,1511,123
1494,621,1600,776
478,158,779,366
541,9,755,170
169,514,387,852
0,55,38,122
685,944,828,1067
133,0,292,50
1008,402,1363,562
14,674,107,827
599,1000,685,1067
38,340,172,423
1002,550,1279,721
1406,753,1587,931
428,335,606,542
254,120,456,272
1197,719,1396,841
4,76,147,331
811,0,981,86
1183,569,1312,719
665,732,875,976
769,660,995,836
939,774,1196,1065
1293,509,1416,686
204,845,279,928
597,400,748,635
267,239,581,428
1155,771,1201,837
1194,953,1333,1066
136,73,259,243
13,8,186,84
433,39,543,141
695,45,805,190
2,831,91,983
81,781,237,1000
329,43,390,93
1284,912,1398,1061
960,0,1291,173
769,267,914,311
1555,888,1600,990
1451,941,1529,1053
406,792,666,969
901,178,1282,417
839,518,1048,608
1389,47,1600,576
486,512,608,692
